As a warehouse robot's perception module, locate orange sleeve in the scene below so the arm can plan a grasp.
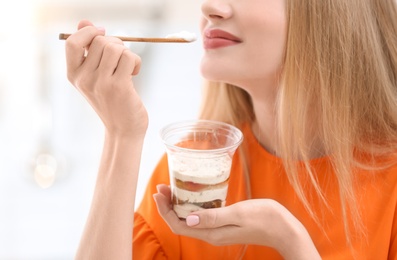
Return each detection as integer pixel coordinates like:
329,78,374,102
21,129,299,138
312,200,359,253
133,154,181,260
388,190,397,259
133,213,167,260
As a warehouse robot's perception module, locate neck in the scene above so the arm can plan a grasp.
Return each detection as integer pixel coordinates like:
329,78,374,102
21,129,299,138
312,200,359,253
244,78,280,156
251,101,279,156
248,83,325,160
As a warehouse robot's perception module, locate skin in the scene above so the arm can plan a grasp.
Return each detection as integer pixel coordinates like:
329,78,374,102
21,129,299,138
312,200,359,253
154,185,319,259
200,0,286,156
66,20,147,259
65,0,321,259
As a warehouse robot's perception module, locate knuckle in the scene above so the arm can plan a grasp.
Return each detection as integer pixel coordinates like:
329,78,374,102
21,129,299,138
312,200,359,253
65,40,79,53
205,210,218,228
91,35,105,46
121,48,133,58
122,49,140,63
103,42,118,54
110,37,124,45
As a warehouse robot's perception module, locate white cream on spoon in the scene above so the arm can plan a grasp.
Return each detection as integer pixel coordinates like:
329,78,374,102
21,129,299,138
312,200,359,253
166,31,197,42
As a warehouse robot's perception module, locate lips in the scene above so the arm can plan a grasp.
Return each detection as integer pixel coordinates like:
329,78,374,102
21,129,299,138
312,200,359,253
203,29,242,49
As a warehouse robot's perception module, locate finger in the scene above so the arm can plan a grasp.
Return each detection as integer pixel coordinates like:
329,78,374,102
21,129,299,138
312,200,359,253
156,184,171,198
65,26,105,72
154,190,243,245
83,36,123,72
155,202,242,246
155,183,240,229
97,42,128,76
113,49,142,77
77,20,106,55
153,191,183,231
186,204,240,229
78,19,94,30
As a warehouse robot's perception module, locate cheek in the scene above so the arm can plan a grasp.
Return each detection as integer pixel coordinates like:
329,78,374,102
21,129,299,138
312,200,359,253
245,22,286,77
245,7,287,74
247,40,285,77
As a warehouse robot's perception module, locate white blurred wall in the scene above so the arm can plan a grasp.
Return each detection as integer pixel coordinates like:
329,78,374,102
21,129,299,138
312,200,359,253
0,0,202,259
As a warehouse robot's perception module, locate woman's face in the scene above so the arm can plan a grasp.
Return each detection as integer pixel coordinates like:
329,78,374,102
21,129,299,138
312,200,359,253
200,0,287,90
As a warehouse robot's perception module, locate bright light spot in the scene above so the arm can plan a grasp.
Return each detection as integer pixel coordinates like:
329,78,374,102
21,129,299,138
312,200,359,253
34,154,57,189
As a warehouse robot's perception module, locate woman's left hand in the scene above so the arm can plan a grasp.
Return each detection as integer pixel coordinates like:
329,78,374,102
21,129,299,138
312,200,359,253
153,184,320,260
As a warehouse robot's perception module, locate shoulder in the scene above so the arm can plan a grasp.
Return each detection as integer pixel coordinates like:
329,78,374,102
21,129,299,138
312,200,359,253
354,154,397,215
133,212,180,260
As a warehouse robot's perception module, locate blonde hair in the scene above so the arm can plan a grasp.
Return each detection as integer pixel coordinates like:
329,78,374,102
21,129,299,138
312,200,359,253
199,0,397,246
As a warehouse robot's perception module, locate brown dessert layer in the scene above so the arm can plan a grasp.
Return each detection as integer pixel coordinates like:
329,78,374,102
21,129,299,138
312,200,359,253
173,195,223,209
174,178,228,192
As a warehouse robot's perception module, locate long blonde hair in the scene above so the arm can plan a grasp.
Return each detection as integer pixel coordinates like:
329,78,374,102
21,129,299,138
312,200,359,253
199,0,397,245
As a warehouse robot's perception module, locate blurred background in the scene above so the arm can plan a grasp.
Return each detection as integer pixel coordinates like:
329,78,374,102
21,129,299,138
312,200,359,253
0,0,202,258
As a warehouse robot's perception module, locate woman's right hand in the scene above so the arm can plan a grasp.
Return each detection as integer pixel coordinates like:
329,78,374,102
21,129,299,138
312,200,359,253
66,21,148,259
65,20,148,139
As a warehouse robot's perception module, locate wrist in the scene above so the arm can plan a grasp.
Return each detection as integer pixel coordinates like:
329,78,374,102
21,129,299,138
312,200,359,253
274,204,320,260
97,130,146,184
105,129,146,144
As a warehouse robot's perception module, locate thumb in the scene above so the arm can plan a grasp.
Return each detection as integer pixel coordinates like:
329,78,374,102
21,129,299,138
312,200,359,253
186,204,239,228
78,19,95,30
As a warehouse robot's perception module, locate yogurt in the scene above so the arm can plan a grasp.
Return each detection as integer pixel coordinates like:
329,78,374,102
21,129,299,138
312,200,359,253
166,31,197,42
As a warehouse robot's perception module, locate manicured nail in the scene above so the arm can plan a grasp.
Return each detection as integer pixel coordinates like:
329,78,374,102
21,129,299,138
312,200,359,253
186,215,200,226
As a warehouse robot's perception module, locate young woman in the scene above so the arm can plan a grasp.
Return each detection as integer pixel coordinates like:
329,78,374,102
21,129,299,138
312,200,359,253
64,0,397,259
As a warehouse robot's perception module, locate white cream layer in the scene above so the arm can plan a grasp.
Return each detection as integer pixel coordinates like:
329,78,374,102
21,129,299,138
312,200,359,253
174,185,228,202
173,170,230,185
169,154,232,184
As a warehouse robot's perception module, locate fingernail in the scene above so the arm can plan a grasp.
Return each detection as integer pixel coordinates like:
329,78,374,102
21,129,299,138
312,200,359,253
186,215,200,226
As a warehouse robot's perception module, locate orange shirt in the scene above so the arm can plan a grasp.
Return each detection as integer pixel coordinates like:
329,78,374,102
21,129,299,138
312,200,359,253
134,125,397,259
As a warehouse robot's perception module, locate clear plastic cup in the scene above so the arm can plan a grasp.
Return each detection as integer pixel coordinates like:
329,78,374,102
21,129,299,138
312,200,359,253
160,119,243,219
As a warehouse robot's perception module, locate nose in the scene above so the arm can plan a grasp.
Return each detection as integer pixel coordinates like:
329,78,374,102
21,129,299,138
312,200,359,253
201,0,232,20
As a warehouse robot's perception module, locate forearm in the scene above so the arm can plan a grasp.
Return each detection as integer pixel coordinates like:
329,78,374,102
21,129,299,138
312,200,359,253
76,132,145,260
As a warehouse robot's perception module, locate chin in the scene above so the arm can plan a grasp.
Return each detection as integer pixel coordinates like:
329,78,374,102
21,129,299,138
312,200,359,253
200,63,228,83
